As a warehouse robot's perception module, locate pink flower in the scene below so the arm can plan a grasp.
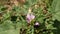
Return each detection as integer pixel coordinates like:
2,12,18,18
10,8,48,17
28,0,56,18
26,13,35,23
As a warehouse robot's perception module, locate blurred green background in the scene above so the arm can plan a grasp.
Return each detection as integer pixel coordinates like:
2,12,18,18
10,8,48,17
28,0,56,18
0,0,60,34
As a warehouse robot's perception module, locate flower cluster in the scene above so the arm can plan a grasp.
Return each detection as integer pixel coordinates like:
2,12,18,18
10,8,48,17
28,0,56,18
26,13,35,23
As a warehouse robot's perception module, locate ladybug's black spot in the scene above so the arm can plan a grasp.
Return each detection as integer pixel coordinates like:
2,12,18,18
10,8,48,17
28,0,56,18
11,16,17,21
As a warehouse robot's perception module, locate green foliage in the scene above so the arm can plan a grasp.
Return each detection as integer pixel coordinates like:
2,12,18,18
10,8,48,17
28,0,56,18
0,0,60,34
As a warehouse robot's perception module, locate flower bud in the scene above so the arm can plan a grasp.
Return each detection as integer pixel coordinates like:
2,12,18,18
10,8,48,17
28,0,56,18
34,22,40,28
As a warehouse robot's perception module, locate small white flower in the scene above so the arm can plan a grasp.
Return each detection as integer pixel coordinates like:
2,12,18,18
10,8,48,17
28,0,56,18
34,22,40,25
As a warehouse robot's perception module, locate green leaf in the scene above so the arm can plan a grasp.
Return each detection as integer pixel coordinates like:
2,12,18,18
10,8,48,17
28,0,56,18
51,0,60,21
